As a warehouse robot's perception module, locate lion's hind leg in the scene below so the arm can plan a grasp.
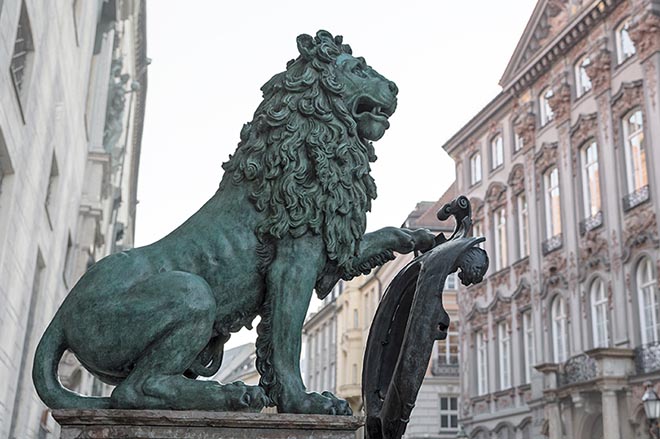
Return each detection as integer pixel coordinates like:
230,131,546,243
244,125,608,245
108,271,268,411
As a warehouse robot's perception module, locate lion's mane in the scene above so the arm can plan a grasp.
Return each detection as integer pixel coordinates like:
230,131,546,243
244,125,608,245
222,30,378,270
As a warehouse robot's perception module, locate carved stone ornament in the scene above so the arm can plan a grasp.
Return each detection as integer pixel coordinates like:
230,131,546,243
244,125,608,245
513,102,537,153
513,257,530,280
542,251,568,297
489,267,511,292
622,203,660,262
508,164,526,196
489,292,513,323
584,45,612,95
485,181,508,210
578,229,610,281
629,11,660,61
548,80,572,124
513,278,532,310
466,302,489,329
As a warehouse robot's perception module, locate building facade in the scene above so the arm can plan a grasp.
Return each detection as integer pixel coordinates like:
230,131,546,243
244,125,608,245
0,1,147,437
442,1,660,438
303,184,464,438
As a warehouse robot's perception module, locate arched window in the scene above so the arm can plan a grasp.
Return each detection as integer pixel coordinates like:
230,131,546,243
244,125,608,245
491,134,504,169
623,109,647,194
470,151,482,186
590,279,609,348
616,19,636,64
638,257,660,344
580,140,601,218
544,167,562,239
539,87,554,126
575,55,592,98
551,296,568,363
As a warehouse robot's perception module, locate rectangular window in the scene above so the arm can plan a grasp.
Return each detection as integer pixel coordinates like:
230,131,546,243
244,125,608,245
539,87,554,126
616,20,636,63
476,331,488,395
575,56,592,98
517,194,529,259
470,152,482,186
353,309,359,329
439,396,459,431
514,131,524,153
438,331,459,365
498,321,511,389
623,110,647,193
522,311,535,383
493,208,507,270
473,222,484,250
581,141,601,217
544,167,561,238
10,1,35,108
491,134,504,169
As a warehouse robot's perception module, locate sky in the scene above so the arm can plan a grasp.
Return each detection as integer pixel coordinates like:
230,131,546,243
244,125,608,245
134,0,537,348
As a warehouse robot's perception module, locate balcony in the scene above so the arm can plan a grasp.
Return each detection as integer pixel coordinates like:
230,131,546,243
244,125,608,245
634,342,660,375
623,185,650,211
542,234,562,255
559,353,598,387
579,211,603,235
431,358,460,376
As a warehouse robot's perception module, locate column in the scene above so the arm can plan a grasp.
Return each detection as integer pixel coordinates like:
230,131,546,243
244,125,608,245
601,388,621,439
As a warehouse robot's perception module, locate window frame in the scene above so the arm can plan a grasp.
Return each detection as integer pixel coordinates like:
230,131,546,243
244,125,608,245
590,278,609,348
490,133,504,170
615,19,636,64
551,295,568,363
622,108,647,194
637,257,660,345
476,330,489,395
517,194,530,260
498,321,512,390
539,87,555,126
580,140,601,218
438,330,459,366
574,55,592,98
493,208,508,271
439,396,459,432
522,310,535,383
470,151,482,186
544,167,562,239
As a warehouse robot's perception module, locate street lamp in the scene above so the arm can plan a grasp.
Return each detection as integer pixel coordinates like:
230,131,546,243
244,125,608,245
455,425,468,438
643,381,660,439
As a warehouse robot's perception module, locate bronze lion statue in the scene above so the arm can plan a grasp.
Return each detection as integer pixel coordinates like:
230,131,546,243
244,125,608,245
33,30,434,415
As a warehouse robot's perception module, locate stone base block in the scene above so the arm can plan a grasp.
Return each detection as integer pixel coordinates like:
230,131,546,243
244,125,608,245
52,409,364,439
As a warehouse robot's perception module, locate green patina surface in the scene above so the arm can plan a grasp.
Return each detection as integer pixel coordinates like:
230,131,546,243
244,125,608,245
32,30,435,415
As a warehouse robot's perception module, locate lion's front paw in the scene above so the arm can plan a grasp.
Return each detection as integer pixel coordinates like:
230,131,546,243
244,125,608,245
225,382,271,411
279,390,352,415
391,227,435,254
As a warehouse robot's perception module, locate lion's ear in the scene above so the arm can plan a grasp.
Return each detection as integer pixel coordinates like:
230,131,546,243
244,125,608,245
297,34,316,60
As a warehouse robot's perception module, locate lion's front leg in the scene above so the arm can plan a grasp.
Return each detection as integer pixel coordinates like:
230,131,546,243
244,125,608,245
256,235,351,415
343,227,436,278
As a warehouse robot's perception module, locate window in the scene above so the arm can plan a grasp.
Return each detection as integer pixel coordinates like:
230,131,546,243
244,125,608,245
551,296,568,363
438,330,459,365
352,363,358,384
470,152,482,185
493,208,508,271
444,272,457,290
353,309,358,329
522,311,535,383
473,222,484,250
45,153,59,228
591,279,609,348
544,167,561,239
623,109,647,193
10,1,35,107
575,56,592,98
498,321,511,389
616,19,636,63
638,257,660,345
581,141,601,217
439,396,459,432
514,131,524,153
491,134,504,169
517,194,529,259
539,87,554,126
476,331,488,395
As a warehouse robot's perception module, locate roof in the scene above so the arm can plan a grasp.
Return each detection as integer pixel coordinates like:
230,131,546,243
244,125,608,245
403,182,457,232
213,343,256,383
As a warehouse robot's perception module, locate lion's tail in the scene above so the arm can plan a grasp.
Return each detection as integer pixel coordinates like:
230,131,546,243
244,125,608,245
32,315,111,409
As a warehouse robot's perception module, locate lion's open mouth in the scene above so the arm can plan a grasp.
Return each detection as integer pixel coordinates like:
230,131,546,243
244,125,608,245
354,96,395,120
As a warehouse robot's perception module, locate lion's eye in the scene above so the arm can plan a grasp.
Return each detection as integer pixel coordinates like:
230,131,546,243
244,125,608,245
352,64,367,78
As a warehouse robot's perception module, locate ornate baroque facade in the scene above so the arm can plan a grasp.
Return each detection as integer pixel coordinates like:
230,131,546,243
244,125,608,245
0,1,147,437
442,1,660,438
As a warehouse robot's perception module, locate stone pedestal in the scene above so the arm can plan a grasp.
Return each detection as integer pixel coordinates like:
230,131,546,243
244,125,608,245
52,409,364,439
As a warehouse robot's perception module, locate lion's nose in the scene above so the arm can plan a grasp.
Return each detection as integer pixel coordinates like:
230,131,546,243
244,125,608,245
388,81,398,95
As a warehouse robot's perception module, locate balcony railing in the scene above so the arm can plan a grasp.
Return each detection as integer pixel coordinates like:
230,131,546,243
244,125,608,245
579,210,603,235
559,353,598,387
542,234,563,255
431,359,459,376
623,185,650,211
634,342,660,375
